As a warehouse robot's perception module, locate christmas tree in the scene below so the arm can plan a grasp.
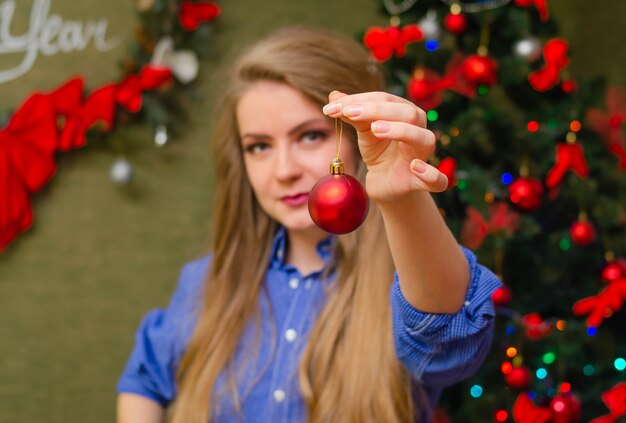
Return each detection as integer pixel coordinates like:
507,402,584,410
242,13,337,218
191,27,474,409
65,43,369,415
361,1,626,421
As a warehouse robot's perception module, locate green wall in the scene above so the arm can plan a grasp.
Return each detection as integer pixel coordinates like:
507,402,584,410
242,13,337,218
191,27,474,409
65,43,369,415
0,1,623,421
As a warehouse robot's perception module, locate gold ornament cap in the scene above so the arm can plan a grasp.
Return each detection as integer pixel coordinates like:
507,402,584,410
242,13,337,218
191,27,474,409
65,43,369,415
329,158,345,175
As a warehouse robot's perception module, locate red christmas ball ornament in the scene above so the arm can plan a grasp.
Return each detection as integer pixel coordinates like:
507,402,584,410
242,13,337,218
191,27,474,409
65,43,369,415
462,54,498,86
492,285,512,306
308,159,369,234
444,12,467,34
550,393,581,423
601,259,626,283
570,220,596,246
505,366,532,390
509,177,544,211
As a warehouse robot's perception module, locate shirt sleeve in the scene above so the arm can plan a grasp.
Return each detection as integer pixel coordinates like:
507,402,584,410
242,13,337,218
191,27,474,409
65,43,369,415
116,255,211,405
390,247,501,389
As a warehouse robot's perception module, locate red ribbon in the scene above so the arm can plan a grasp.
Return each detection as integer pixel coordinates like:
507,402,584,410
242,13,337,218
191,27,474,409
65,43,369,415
179,1,221,31
545,143,588,188
529,38,569,92
460,202,520,250
586,86,626,169
116,65,173,113
514,0,550,21
407,54,475,109
363,24,423,62
591,383,626,423
572,277,626,327
513,393,552,423
48,78,116,151
436,157,456,190
0,94,58,250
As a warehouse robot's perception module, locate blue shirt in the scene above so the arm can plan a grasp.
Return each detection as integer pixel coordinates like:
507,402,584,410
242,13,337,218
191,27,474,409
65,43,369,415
117,228,501,422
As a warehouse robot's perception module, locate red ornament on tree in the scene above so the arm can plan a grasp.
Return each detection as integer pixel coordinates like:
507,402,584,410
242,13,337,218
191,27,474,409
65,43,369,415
570,220,596,246
308,158,369,234
601,259,626,283
462,54,498,86
505,366,532,390
509,177,544,211
444,12,467,34
550,393,581,423
492,285,512,306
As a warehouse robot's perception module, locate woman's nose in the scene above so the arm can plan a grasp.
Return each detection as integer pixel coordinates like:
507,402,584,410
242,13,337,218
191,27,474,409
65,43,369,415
274,144,302,181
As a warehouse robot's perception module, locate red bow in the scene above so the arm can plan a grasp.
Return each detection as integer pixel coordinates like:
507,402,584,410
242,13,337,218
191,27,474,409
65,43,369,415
179,1,221,31
407,54,475,109
514,0,550,21
545,143,588,188
591,382,626,423
513,393,552,423
460,202,520,250
436,157,456,190
586,86,626,169
116,65,173,113
48,78,116,151
0,94,58,250
364,24,423,62
572,277,626,327
529,39,569,92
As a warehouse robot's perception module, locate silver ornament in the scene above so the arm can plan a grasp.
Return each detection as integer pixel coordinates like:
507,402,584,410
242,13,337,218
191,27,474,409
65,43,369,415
110,158,134,185
514,37,542,62
418,10,440,40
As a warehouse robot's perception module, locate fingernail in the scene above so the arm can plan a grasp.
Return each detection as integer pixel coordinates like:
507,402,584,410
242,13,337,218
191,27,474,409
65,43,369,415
371,122,390,134
412,160,426,174
343,105,363,117
323,102,342,115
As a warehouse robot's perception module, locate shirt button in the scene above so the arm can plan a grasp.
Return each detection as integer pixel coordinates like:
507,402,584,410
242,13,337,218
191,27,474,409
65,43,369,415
285,329,297,342
273,389,286,403
289,278,299,289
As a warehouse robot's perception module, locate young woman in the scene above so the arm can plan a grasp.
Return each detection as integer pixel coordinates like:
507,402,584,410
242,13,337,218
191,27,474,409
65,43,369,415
117,26,501,423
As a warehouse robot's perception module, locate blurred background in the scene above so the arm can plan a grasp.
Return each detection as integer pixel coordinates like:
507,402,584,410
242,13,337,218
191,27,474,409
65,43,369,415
0,1,624,422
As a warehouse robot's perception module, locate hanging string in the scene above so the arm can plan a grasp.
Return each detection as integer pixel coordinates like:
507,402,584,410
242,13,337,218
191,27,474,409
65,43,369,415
335,118,344,160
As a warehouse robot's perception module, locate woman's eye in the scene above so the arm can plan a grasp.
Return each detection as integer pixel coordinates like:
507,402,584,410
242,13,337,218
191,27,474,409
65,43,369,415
301,130,328,143
244,142,270,154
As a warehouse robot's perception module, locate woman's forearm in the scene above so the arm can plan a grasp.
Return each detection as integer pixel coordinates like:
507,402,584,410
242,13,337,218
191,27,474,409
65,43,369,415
378,190,470,314
117,393,165,423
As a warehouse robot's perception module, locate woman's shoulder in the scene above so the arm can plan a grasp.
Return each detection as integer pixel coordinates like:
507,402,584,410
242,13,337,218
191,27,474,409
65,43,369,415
172,252,213,302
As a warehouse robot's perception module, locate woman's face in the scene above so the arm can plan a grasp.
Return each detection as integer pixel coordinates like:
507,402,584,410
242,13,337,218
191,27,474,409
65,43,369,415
237,80,356,235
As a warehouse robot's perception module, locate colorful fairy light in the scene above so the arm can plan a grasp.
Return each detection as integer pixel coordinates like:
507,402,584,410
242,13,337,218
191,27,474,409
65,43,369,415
587,326,597,336
501,362,513,374
425,39,439,51
501,172,513,184
506,347,518,358
495,410,508,422
615,358,626,371
527,121,539,132
427,110,439,121
583,364,595,376
470,384,483,398
559,238,571,251
560,382,571,393
477,85,489,95
536,368,548,379
556,320,566,331
543,352,556,364
570,120,581,132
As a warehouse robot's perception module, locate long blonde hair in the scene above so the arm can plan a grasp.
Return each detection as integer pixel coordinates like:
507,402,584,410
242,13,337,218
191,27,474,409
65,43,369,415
170,26,418,423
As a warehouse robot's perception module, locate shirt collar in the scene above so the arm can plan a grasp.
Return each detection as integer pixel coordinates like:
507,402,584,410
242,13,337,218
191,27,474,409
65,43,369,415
269,226,334,270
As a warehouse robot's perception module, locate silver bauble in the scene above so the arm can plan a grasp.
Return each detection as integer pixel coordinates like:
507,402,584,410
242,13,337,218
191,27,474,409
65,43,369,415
514,37,542,62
